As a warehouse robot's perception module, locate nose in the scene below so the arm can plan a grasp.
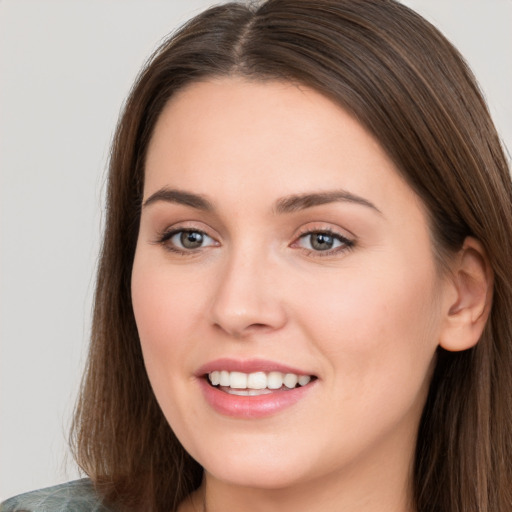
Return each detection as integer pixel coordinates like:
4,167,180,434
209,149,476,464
209,247,288,339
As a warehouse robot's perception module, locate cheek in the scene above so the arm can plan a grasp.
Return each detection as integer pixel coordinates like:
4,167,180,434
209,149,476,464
132,251,201,340
130,253,206,385
294,256,441,399
130,253,211,442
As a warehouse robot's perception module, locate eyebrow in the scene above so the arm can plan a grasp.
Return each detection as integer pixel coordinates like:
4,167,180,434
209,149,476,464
143,187,213,211
142,187,381,215
274,190,381,215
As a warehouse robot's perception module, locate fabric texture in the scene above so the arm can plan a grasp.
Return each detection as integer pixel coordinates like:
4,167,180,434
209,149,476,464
0,479,112,512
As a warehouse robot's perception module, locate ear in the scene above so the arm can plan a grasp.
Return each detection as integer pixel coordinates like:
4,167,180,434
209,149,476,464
439,237,494,352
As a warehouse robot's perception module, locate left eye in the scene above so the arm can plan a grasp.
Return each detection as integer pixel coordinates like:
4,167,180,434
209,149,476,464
166,230,216,250
297,231,349,251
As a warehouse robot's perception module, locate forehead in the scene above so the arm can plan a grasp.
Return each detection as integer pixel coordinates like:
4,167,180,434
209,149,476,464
143,78,423,221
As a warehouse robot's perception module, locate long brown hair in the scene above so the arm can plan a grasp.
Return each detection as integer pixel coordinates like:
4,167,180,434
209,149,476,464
71,1,512,510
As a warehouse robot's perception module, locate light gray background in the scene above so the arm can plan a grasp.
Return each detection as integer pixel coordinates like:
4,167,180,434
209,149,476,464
1,0,511,501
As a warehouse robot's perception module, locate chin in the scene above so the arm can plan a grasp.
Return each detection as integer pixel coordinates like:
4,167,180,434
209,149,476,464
192,438,316,490
205,459,309,490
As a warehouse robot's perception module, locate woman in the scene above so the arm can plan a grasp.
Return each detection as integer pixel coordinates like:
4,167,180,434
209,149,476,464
2,0,511,511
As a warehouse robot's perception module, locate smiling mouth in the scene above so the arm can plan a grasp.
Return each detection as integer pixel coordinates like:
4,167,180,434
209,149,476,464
206,370,317,396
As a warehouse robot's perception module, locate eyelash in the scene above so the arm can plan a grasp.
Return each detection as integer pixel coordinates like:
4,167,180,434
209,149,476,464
293,228,355,257
155,227,355,257
156,228,217,255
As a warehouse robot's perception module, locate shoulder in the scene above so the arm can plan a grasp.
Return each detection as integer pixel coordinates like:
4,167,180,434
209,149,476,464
0,479,112,512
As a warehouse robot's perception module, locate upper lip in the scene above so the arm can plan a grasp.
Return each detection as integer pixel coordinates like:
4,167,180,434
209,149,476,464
196,358,316,377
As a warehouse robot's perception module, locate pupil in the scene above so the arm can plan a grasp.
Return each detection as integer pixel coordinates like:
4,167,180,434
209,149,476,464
181,231,203,249
311,233,333,250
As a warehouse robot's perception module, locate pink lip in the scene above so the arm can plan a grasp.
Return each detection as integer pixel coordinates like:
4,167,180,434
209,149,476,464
196,358,314,376
196,358,318,419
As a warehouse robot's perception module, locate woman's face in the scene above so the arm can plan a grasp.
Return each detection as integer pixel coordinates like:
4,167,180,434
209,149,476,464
132,78,450,491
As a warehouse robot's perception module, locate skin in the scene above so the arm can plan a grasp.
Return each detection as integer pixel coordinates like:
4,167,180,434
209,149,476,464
131,78,478,512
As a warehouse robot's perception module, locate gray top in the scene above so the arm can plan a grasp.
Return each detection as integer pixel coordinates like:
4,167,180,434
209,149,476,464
0,479,112,512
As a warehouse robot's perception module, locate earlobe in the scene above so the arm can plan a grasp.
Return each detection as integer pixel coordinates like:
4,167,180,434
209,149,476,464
439,237,494,352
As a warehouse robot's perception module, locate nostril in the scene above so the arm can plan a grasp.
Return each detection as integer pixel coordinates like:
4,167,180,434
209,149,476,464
247,323,272,331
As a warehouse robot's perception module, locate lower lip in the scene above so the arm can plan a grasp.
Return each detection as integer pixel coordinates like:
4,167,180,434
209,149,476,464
198,378,316,419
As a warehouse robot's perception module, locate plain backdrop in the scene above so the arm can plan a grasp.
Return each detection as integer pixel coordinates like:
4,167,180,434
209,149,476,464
1,0,511,501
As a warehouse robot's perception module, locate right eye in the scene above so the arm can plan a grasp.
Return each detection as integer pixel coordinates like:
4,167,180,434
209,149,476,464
159,229,218,252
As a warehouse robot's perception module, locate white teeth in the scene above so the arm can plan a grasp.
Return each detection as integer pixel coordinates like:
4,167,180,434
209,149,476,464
226,388,273,396
284,373,298,389
230,371,247,389
247,372,267,389
219,370,230,386
207,370,314,390
267,371,284,389
298,375,311,386
209,370,220,386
